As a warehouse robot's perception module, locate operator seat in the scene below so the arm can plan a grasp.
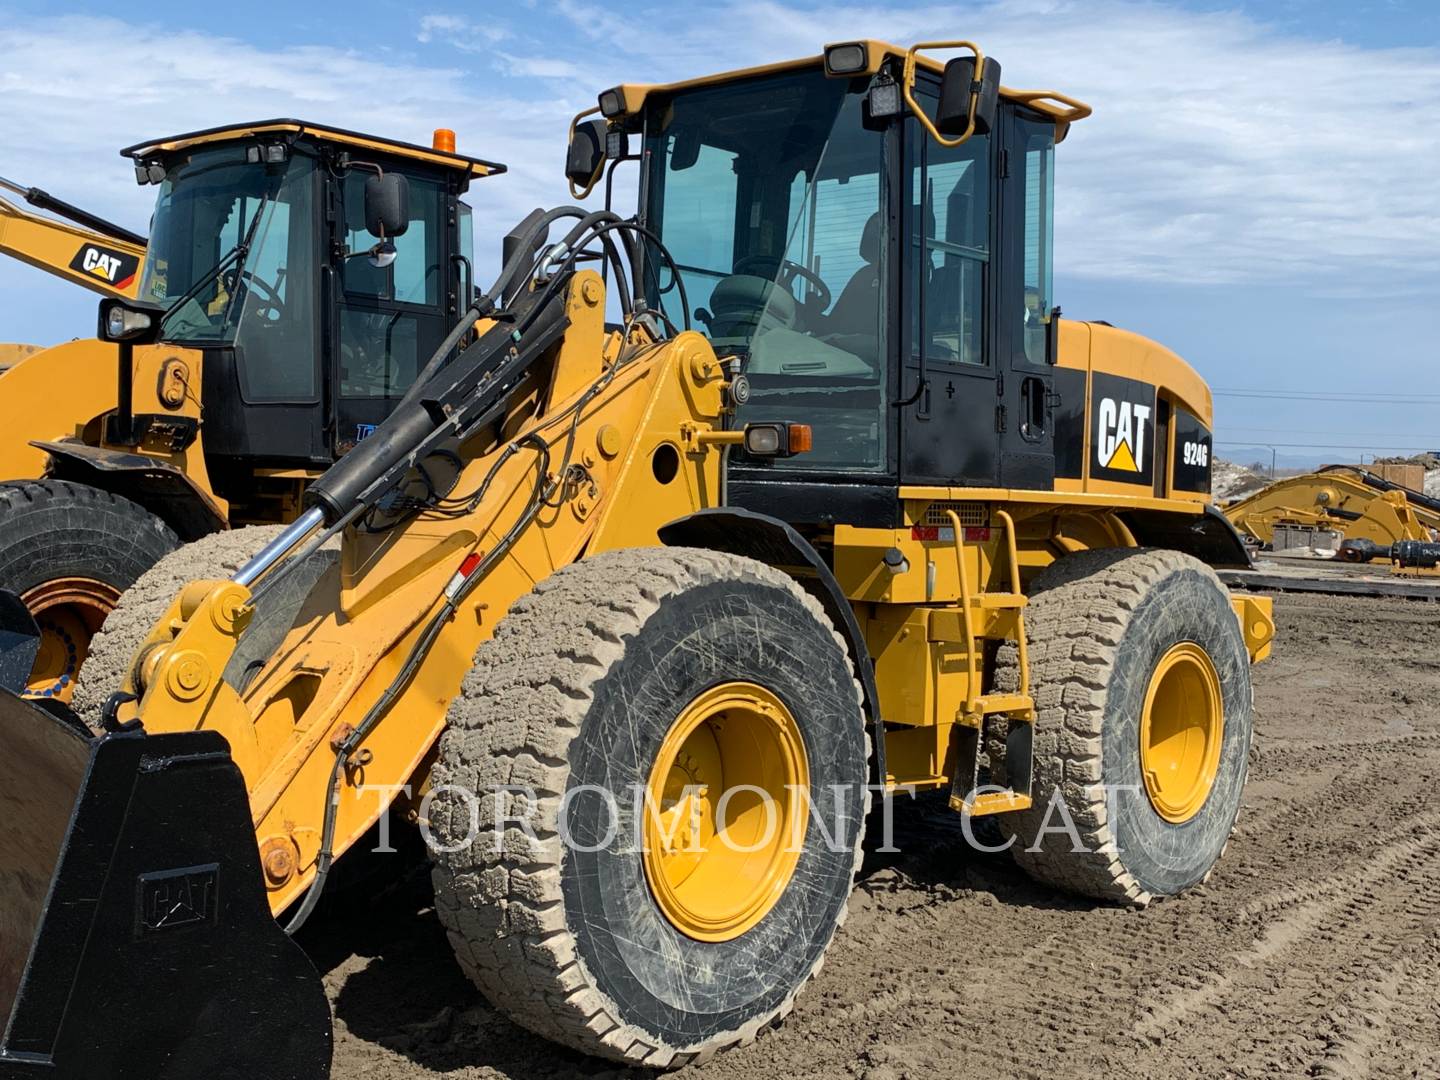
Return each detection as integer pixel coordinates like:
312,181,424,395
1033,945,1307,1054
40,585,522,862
824,211,880,337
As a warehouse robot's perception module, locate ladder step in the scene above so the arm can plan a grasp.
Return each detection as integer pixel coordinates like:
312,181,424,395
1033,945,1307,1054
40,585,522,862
970,592,1026,610
949,790,1034,816
973,693,1033,717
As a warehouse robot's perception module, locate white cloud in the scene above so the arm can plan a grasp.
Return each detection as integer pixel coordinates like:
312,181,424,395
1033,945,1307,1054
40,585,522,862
2,3,1437,306
427,0,1440,288
0,14,573,258
417,14,509,49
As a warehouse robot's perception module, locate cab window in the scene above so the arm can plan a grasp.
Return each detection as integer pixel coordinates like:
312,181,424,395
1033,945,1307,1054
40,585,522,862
337,169,448,404
644,70,888,472
342,172,443,306
1019,116,1055,366
910,119,990,368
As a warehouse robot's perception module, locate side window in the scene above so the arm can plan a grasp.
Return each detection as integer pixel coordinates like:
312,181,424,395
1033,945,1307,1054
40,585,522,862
653,142,739,317
911,124,990,366
342,172,442,305
232,171,319,401
339,309,420,398
458,199,474,306
795,172,880,312
1020,119,1055,365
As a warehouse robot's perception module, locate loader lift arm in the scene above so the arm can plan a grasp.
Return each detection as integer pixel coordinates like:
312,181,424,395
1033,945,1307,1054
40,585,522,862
0,203,651,1079
0,176,145,298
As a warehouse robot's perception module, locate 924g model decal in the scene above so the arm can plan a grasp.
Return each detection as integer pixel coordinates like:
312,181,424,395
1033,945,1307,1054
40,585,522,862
1172,407,1213,494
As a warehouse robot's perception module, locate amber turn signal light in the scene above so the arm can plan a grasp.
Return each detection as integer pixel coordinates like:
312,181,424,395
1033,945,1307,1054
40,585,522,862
742,422,812,458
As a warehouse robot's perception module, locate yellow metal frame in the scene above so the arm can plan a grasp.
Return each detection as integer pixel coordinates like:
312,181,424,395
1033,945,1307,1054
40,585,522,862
123,120,503,179
118,273,738,914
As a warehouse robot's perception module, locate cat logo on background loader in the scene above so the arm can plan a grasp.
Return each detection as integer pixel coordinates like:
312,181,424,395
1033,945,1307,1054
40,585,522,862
1091,373,1157,484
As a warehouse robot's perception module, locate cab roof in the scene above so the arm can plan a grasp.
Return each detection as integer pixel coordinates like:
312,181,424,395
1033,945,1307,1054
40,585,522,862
120,119,506,180
601,39,1091,137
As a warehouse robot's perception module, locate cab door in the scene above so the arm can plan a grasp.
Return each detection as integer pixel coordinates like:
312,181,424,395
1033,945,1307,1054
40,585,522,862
994,108,1058,490
898,79,1001,487
331,169,455,454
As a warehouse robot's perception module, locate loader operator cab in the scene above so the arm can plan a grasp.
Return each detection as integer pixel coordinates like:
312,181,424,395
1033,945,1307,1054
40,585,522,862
122,122,501,475
589,42,1084,519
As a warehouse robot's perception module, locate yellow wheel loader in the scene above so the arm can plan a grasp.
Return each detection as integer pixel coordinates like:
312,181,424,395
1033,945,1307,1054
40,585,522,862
0,41,1273,1078
0,124,502,703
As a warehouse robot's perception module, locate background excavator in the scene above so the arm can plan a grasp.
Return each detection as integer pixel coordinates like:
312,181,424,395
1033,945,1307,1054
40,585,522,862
0,175,147,370
0,40,1272,1078
1223,463,1440,567
0,124,502,703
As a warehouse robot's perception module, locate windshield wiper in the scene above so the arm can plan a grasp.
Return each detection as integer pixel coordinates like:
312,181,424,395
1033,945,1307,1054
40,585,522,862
159,190,272,332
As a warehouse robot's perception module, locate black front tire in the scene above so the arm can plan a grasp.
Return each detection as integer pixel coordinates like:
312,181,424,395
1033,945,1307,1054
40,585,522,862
429,548,870,1068
999,548,1253,905
0,481,178,697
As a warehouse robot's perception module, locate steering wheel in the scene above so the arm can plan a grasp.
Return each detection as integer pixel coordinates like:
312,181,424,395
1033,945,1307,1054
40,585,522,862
223,269,285,322
731,255,832,313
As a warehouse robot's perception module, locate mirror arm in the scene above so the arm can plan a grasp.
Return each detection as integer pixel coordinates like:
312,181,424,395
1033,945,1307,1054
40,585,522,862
902,40,985,149
567,106,606,200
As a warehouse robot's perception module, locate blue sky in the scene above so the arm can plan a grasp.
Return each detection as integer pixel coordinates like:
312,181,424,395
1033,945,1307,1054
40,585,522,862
2,0,1438,465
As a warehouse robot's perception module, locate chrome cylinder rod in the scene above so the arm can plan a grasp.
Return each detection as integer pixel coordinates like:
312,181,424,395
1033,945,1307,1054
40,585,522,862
232,506,325,588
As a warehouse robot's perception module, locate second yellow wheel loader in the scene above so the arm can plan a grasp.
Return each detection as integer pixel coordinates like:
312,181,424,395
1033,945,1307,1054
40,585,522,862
0,40,1273,1078
0,123,503,703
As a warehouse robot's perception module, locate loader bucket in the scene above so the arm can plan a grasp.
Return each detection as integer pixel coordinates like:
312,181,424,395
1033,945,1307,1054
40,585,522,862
0,690,333,1080
0,590,39,695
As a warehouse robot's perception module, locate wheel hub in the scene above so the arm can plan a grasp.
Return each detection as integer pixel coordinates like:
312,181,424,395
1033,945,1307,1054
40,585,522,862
643,681,809,941
1139,642,1224,824
21,577,122,702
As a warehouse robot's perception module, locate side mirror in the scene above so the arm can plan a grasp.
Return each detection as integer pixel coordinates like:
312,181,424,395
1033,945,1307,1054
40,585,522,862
565,118,607,189
364,172,410,239
670,128,702,171
936,55,1002,138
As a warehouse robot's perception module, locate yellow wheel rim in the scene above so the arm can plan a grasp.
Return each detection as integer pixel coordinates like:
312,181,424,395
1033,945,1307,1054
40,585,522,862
1139,642,1224,824
21,578,121,703
643,681,809,942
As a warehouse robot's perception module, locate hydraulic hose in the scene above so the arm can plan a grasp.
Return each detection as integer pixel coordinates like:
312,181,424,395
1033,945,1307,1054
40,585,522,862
284,438,551,935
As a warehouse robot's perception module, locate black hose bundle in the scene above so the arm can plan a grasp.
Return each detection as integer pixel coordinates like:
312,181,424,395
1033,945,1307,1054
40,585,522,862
281,207,688,933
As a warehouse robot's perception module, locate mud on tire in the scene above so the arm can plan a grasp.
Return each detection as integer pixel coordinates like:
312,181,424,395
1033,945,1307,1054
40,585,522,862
428,547,870,1068
997,548,1253,906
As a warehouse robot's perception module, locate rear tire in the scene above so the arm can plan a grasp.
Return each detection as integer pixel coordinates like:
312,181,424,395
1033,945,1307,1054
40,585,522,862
0,481,178,700
429,547,870,1068
997,548,1252,905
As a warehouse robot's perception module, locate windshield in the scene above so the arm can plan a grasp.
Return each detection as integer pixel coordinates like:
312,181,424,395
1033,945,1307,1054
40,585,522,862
643,69,887,471
141,146,317,349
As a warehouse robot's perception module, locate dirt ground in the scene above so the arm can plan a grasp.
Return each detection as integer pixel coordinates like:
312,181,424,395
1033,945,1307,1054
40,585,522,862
313,592,1440,1080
